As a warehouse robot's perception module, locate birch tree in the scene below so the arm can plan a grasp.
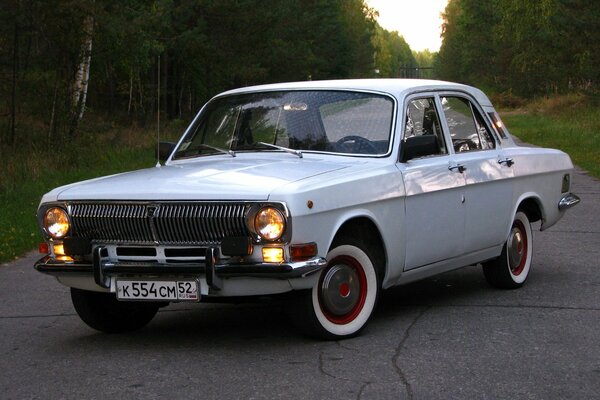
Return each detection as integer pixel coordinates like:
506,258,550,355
69,14,94,137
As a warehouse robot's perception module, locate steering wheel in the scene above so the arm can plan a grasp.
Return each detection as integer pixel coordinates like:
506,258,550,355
335,135,378,154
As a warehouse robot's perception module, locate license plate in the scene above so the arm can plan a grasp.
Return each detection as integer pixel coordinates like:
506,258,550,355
116,280,199,302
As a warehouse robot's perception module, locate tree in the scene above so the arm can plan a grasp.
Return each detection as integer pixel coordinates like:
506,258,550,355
436,0,499,88
69,13,94,136
1,0,419,144
372,26,416,78
436,0,600,96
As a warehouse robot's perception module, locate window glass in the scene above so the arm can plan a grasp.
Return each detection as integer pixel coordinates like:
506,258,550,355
441,96,496,152
174,91,394,159
403,97,447,157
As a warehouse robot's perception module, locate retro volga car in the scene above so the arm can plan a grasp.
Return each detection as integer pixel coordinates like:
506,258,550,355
35,79,580,339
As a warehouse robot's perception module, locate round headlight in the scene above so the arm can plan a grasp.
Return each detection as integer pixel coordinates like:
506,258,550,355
44,207,70,239
254,207,285,241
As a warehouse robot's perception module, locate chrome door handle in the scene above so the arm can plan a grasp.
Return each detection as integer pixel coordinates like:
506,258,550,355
448,164,466,173
498,157,514,167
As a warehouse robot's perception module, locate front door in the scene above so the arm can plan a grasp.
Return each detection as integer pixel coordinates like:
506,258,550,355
400,96,466,270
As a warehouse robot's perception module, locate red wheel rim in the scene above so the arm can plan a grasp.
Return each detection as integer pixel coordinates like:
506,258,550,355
508,220,528,276
318,255,368,325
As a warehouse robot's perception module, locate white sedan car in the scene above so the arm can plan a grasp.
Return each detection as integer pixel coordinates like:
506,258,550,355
35,79,580,339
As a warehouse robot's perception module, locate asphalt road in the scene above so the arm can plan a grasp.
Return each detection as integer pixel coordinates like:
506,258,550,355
1,168,599,400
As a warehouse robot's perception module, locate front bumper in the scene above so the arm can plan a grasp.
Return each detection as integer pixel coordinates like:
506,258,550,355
35,246,327,293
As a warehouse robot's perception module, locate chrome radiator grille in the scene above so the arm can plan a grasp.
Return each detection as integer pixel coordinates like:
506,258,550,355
69,202,250,245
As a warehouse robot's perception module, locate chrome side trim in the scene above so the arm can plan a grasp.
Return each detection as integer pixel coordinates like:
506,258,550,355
558,193,581,211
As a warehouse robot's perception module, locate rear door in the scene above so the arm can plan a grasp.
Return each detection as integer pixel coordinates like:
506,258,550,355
438,94,514,254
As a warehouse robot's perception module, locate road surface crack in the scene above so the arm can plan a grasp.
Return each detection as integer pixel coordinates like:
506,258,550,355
392,306,430,400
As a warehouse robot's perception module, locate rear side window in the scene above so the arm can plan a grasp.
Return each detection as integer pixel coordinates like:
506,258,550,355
441,97,496,152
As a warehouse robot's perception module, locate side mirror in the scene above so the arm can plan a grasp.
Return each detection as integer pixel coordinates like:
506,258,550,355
400,135,439,162
157,142,176,163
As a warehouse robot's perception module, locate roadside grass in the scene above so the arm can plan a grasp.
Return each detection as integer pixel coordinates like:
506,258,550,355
0,117,183,264
501,94,600,179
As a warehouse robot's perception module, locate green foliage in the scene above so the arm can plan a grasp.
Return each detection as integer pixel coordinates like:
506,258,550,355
1,0,423,145
372,26,417,78
437,0,600,96
503,95,600,178
436,0,500,87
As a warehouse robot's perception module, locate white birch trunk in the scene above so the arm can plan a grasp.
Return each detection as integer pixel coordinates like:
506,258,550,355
72,15,94,122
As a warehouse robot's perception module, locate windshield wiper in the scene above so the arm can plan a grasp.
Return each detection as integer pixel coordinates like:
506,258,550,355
199,143,236,157
257,142,303,158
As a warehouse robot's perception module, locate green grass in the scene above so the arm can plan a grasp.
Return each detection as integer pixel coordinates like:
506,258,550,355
0,118,183,264
501,96,600,179
0,145,156,264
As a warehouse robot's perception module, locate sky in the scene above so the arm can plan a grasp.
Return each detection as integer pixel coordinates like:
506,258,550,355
366,0,449,52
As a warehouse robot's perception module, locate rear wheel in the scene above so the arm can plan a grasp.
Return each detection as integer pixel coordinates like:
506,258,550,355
483,211,533,289
71,288,160,333
291,239,380,339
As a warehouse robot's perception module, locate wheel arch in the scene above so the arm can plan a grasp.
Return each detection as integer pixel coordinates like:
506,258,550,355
329,216,387,283
515,195,544,224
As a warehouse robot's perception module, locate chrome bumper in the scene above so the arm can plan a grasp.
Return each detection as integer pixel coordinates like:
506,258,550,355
558,192,581,211
35,246,327,291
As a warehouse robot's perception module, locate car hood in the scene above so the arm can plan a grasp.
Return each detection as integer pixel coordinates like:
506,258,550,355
46,156,353,202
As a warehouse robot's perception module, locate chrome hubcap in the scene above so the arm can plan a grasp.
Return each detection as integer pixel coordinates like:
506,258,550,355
320,264,360,317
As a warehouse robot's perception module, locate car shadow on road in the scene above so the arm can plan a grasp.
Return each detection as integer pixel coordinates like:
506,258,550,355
61,265,494,350
379,264,492,311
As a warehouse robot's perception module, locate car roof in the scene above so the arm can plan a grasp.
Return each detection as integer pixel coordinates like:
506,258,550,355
219,79,493,107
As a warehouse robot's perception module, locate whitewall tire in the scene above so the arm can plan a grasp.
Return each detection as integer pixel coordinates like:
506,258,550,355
292,240,380,339
483,211,533,289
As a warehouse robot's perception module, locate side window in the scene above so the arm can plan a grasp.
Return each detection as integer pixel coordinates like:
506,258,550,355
441,96,496,152
404,98,447,157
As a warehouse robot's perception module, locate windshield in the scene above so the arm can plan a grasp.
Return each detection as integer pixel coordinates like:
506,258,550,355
172,90,394,159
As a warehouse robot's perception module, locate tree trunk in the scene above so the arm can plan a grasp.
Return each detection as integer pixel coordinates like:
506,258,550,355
48,77,59,139
9,22,19,144
128,70,133,115
69,14,94,137
162,52,169,118
139,73,145,115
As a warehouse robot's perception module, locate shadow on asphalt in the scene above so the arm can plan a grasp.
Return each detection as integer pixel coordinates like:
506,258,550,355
60,265,492,349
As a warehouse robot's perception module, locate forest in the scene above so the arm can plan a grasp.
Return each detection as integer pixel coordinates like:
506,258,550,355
2,0,599,146
436,0,600,98
0,0,418,144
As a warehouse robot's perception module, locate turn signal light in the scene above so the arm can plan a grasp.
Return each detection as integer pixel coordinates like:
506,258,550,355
39,243,49,254
290,243,318,262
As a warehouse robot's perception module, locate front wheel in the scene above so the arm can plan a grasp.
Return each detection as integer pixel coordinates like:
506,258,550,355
71,288,160,333
291,240,380,339
482,211,533,289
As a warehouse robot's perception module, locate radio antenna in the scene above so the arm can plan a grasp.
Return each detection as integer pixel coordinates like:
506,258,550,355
156,55,161,167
